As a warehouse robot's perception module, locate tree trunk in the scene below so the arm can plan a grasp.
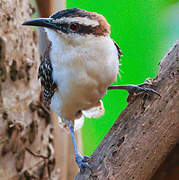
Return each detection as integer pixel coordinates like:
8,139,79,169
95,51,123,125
0,0,59,179
75,41,179,180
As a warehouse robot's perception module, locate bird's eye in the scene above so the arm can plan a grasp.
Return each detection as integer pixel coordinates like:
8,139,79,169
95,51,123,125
69,23,79,31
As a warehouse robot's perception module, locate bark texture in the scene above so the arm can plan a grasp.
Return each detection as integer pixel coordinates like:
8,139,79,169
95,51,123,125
0,0,59,179
75,41,179,180
151,143,179,180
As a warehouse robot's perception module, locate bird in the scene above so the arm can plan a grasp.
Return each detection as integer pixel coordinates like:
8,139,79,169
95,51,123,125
22,8,160,171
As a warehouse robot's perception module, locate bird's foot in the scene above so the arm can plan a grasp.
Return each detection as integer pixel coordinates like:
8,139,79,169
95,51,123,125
75,153,90,171
108,82,160,96
126,83,160,96
108,82,161,102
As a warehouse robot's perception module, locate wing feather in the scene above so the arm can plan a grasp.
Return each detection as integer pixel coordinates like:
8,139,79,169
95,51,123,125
113,40,123,60
38,43,57,105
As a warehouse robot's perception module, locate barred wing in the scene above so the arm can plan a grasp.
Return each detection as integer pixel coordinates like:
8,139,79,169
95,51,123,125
38,43,57,105
113,40,123,60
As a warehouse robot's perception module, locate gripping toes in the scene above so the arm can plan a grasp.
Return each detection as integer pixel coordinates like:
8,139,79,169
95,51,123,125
130,85,161,97
75,154,90,169
108,83,161,97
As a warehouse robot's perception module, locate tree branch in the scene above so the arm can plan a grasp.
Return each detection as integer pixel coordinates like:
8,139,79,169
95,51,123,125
75,41,179,180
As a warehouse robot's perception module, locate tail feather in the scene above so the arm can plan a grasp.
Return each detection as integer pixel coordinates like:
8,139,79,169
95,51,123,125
57,100,104,132
82,100,104,118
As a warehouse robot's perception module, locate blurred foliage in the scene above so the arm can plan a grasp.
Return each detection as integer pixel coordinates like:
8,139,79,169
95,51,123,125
67,0,179,155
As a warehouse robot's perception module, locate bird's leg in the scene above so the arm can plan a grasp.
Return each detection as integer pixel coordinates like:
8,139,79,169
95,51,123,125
108,82,161,97
68,121,90,170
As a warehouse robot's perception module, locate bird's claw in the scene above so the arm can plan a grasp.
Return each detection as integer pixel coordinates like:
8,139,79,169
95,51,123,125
129,85,161,97
83,155,90,162
108,83,161,97
75,154,91,170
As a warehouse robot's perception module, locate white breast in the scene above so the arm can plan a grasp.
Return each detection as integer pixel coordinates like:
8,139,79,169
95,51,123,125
45,28,119,120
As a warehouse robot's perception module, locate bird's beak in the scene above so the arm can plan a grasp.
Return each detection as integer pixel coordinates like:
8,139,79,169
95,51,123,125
22,18,56,29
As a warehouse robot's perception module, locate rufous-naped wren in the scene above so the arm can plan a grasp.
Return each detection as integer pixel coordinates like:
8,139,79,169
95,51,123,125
23,8,159,170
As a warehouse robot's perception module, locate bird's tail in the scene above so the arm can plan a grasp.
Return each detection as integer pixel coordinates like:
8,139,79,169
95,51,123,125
58,100,104,132
82,100,104,118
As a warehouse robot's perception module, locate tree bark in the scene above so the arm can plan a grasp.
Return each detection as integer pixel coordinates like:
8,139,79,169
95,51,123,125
151,144,179,180
0,0,59,179
75,41,179,180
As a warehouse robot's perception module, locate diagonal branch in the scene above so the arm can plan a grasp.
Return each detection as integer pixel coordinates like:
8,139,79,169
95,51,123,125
75,41,179,180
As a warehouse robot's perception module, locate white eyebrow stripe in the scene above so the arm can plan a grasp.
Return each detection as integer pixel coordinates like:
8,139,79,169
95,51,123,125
55,17,99,27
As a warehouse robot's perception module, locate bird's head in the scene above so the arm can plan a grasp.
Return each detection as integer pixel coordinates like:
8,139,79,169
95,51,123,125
23,8,110,44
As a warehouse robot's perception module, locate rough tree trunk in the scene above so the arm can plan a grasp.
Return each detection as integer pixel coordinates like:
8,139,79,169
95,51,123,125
75,41,179,180
0,0,59,179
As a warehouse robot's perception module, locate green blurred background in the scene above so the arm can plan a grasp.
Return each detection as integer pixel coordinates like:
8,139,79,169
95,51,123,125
67,0,179,155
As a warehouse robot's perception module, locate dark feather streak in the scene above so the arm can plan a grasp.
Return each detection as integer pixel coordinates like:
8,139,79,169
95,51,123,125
38,43,57,105
113,40,123,60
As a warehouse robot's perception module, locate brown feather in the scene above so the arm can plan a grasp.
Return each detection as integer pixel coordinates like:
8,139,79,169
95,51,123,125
113,40,123,59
